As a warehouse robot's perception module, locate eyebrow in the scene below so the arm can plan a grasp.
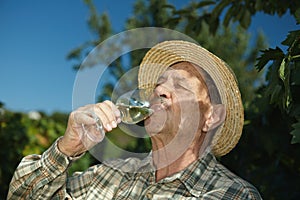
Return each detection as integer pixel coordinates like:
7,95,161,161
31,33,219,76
157,74,192,91
157,76,166,82
158,73,186,82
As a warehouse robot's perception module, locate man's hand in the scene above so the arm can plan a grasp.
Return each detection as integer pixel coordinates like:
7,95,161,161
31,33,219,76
58,100,121,157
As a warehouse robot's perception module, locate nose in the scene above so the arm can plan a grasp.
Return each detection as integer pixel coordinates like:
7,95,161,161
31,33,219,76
154,85,171,99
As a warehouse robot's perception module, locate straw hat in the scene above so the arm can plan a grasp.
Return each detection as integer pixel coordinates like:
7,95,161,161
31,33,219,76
138,40,244,157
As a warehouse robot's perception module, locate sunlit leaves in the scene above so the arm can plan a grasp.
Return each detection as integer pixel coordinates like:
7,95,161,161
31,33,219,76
255,29,300,144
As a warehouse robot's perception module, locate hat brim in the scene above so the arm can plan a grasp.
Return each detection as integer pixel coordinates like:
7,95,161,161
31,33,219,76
138,40,244,157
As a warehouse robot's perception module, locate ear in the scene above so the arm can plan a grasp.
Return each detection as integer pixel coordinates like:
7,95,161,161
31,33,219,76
202,104,226,132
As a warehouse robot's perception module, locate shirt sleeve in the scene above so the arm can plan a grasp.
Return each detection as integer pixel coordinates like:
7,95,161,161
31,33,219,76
7,138,91,199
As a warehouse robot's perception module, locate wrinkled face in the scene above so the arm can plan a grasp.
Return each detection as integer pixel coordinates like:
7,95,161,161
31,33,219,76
145,62,211,137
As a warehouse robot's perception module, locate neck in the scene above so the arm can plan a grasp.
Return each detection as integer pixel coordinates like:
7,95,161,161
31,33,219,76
154,147,199,182
150,131,205,182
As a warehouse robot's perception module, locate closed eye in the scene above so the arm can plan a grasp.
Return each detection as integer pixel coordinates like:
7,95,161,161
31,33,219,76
176,81,190,89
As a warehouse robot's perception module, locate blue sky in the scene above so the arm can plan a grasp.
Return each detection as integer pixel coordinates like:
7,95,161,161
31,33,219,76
0,0,298,114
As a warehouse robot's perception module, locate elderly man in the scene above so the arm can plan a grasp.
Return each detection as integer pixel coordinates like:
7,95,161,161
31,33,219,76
8,40,262,199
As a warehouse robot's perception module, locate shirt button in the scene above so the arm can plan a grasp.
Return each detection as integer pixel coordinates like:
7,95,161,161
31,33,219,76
146,193,153,199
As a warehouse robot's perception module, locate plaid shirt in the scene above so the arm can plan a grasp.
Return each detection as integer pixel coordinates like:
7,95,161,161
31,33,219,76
8,139,262,199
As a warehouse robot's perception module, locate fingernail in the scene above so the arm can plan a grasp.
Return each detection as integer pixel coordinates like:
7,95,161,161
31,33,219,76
117,117,122,124
106,124,112,131
111,121,117,128
114,110,121,117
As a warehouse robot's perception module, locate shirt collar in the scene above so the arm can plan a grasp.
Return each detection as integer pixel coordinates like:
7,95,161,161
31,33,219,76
178,148,217,197
138,148,217,197
103,148,217,197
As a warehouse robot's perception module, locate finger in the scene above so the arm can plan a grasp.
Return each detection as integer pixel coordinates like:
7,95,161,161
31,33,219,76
73,104,111,132
104,100,123,126
96,101,118,131
71,111,97,126
102,100,120,123
108,102,121,124
80,127,103,150
82,119,105,143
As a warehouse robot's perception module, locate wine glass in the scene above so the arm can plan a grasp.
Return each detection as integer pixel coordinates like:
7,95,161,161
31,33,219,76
81,89,154,142
115,89,154,124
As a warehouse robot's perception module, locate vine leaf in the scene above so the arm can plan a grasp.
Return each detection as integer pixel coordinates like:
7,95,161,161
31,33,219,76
255,47,284,71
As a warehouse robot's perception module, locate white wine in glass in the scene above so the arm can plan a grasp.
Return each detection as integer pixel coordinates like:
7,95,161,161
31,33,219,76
115,89,154,124
82,89,154,141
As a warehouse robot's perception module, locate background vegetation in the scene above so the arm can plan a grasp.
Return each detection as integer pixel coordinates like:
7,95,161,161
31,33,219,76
1,0,300,199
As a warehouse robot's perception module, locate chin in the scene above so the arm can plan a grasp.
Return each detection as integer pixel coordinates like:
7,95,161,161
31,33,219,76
144,115,167,136
145,103,170,135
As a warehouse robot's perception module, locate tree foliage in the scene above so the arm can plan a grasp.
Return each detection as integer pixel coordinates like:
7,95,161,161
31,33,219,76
0,105,97,199
256,30,300,145
0,107,27,198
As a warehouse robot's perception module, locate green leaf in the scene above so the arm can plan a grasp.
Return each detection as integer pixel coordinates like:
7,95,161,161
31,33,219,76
269,84,282,105
278,58,286,81
223,5,235,27
240,9,251,29
162,4,176,11
66,48,82,60
281,30,300,47
255,47,284,71
173,9,192,15
234,5,245,23
254,0,263,11
207,15,219,34
194,0,216,9
164,17,181,27
278,58,292,110
230,4,241,22
211,0,232,20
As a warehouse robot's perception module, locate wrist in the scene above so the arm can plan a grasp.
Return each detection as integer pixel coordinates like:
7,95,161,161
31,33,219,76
58,137,83,157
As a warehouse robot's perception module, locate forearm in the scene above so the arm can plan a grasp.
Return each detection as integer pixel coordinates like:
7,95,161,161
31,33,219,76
7,101,118,199
7,138,72,199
